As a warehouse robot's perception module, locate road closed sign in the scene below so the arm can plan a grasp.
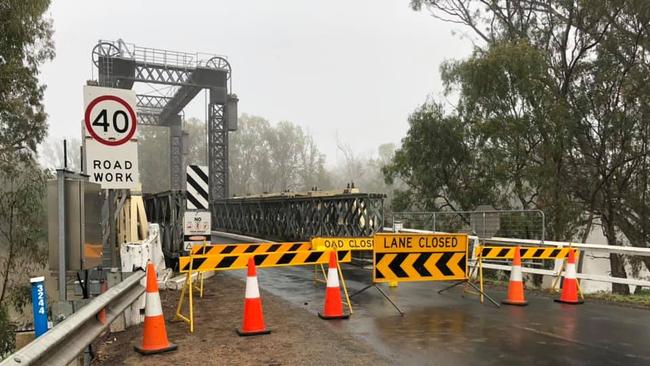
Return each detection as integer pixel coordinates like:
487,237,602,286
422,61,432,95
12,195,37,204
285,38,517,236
83,86,139,189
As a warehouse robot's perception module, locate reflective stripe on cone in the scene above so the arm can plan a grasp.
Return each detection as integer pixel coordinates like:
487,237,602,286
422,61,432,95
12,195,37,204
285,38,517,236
237,257,271,336
134,262,178,355
319,251,350,320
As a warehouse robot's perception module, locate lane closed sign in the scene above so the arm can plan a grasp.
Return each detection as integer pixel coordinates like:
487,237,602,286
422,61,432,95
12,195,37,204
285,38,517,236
83,85,139,189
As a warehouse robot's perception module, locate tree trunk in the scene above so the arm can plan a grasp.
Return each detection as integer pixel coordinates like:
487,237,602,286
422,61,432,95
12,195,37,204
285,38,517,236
603,215,630,295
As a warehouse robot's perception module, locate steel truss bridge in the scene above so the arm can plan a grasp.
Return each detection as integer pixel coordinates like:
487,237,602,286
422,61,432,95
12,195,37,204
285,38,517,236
144,191,385,258
92,40,385,260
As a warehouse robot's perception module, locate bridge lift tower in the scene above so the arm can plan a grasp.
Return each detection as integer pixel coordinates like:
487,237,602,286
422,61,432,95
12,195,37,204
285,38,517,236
91,39,238,199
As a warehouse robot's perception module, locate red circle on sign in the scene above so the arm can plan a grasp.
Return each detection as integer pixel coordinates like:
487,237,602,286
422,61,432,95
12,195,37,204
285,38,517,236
84,95,137,146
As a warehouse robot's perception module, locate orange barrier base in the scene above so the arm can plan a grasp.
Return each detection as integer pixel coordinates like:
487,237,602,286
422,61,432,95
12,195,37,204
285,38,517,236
318,313,350,320
134,342,178,355
554,299,584,305
236,328,272,336
502,299,528,306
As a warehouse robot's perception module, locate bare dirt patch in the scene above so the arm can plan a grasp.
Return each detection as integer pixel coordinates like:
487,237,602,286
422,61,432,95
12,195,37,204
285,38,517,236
93,273,392,365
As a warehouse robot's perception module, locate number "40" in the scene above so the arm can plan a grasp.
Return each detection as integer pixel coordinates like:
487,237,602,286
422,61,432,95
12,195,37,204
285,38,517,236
92,109,129,133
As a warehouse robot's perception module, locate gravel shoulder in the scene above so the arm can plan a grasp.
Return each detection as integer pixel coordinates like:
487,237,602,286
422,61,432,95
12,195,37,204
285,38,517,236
93,273,392,365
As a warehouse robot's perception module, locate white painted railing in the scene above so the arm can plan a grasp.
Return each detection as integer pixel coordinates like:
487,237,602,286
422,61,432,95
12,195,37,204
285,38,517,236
385,227,650,289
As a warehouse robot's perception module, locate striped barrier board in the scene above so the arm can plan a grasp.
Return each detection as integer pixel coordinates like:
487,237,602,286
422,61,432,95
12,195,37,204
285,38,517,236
179,250,352,272
190,242,312,256
186,165,209,210
476,246,579,260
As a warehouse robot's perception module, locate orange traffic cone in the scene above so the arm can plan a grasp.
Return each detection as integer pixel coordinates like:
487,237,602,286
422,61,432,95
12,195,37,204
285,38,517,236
318,251,350,320
237,257,271,336
502,246,528,306
555,249,584,304
134,262,177,355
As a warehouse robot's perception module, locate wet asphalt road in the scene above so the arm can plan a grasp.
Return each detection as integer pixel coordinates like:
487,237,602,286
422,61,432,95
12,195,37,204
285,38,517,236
212,234,650,365
224,263,650,366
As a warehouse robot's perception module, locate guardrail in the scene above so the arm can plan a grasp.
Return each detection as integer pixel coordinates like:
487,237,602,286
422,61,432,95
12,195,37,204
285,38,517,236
385,227,650,288
1,271,145,366
481,237,650,288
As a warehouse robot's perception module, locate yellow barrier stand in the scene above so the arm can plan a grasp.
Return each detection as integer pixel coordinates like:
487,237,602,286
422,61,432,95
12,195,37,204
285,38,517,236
309,237,376,315
174,255,195,333
175,248,352,332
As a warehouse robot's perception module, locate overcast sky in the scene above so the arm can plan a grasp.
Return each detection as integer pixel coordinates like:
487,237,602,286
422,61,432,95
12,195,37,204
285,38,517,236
40,0,473,166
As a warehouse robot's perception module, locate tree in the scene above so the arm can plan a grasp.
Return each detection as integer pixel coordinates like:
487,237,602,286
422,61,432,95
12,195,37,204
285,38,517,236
404,0,650,293
0,0,54,355
0,0,54,169
184,117,207,166
228,114,329,195
0,163,47,358
137,125,170,193
229,114,272,195
0,161,47,307
383,101,501,212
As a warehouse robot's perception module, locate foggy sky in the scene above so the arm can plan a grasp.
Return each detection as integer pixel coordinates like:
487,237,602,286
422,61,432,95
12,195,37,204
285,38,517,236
40,0,472,166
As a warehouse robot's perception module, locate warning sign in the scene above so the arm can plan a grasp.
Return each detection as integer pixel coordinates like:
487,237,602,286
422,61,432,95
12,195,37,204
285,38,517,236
373,233,468,283
183,211,211,251
83,85,139,189
311,237,373,251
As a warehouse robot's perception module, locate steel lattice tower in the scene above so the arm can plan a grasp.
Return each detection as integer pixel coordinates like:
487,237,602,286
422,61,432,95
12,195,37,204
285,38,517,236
92,39,237,200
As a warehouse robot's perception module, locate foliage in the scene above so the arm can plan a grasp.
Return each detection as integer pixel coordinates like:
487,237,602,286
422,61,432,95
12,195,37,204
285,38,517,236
136,115,333,196
137,125,170,193
397,0,650,293
228,114,330,195
0,306,14,359
0,0,54,355
0,160,48,305
0,0,54,170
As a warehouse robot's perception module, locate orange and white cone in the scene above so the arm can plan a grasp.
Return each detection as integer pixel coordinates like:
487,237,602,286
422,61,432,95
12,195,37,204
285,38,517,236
555,249,584,304
318,251,350,320
502,246,528,306
134,262,177,355
237,257,271,336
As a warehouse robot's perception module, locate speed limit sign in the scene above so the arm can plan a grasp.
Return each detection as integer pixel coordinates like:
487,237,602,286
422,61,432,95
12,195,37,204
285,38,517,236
83,86,140,189
84,90,137,146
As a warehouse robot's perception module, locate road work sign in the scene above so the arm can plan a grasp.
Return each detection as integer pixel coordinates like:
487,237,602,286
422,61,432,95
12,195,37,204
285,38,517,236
179,250,351,272
311,237,373,251
83,85,139,189
191,242,311,256
373,233,468,283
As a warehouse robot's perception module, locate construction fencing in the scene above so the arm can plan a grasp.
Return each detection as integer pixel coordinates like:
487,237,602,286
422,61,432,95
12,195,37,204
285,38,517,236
390,210,545,241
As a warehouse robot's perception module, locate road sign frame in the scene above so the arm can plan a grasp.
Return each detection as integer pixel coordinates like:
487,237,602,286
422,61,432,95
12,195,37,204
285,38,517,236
372,233,469,283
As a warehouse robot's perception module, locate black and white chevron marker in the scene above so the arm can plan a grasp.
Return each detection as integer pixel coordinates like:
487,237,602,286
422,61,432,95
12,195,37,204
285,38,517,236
186,165,209,210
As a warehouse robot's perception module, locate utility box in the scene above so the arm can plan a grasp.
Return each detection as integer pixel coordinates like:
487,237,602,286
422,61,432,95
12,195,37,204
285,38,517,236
48,172,103,270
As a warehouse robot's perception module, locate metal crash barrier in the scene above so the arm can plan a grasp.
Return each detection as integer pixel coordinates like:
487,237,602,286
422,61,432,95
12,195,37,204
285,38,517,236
1,271,145,366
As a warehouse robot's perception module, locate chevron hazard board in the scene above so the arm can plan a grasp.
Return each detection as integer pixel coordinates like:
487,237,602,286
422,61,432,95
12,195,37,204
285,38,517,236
373,233,468,283
186,165,209,210
476,246,579,260
179,250,351,272
190,242,312,256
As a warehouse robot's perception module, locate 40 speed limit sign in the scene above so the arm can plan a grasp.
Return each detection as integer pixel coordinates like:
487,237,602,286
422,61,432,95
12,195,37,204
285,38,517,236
83,86,140,189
